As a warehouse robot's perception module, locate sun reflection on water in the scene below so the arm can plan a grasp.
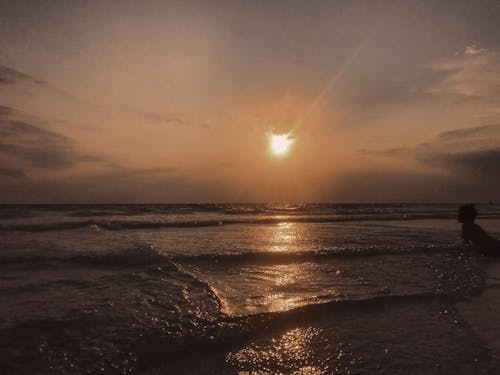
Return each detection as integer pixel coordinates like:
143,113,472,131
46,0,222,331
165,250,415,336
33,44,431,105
227,327,329,374
265,293,303,312
270,221,298,252
258,262,311,312
189,221,341,316
258,222,315,312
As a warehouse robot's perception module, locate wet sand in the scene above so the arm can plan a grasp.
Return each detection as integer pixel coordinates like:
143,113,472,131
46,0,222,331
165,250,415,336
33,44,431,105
457,260,500,360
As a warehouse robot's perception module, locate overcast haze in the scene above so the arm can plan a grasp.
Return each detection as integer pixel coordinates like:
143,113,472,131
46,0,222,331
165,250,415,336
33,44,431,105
1,0,500,203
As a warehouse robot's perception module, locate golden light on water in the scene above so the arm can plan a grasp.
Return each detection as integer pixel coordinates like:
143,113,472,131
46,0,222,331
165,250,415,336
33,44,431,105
227,327,325,374
269,133,295,156
271,222,297,252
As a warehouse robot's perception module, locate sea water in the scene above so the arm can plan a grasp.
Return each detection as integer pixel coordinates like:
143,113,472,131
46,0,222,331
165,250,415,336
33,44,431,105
1,203,500,374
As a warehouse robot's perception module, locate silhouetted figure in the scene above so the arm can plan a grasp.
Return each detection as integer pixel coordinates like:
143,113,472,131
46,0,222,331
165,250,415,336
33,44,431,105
458,204,500,256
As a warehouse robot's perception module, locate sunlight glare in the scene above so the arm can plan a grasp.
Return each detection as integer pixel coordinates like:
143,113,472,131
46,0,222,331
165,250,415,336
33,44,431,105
269,133,294,156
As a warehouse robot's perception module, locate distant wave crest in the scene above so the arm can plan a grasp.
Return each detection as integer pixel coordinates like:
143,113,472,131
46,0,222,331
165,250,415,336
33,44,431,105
1,244,462,271
0,213,468,232
173,244,462,265
1,244,171,269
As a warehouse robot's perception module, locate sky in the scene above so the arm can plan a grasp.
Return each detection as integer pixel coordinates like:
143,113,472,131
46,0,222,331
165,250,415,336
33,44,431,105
1,0,500,203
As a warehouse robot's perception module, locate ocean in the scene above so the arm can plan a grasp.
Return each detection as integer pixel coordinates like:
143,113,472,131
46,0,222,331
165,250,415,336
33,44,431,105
1,203,500,374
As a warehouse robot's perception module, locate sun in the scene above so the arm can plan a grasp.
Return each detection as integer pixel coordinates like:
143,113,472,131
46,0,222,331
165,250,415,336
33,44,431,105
269,133,294,156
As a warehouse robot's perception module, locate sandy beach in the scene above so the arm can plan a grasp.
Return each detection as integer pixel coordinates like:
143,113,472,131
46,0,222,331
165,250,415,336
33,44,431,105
457,260,500,360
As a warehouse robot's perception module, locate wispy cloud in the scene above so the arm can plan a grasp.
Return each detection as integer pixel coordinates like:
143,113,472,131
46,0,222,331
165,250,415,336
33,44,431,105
0,166,26,179
358,147,409,157
120,107,212,129
0,121,92,169
0,65,46,85
0,105,100,171
436,123,500,140
360,122,500,181
464,45,487,56
424,46,500,98
0,105,13,116
421,148,500,176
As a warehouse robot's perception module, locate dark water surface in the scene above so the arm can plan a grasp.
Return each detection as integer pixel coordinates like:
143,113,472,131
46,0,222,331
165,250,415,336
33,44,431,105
1,203,500,374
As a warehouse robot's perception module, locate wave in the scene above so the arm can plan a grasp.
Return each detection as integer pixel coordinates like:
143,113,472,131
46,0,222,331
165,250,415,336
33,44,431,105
0,254,63,268
128,291,454,363
0,213,469,232
1,244,172,269
0,219,230,231
227,291,447,322
69,245,172,267
173,244,461,265
0,278,97,295
1,243,464,271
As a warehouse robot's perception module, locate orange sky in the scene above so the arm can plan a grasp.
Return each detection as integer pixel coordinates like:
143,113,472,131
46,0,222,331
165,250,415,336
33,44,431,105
1,0,500,202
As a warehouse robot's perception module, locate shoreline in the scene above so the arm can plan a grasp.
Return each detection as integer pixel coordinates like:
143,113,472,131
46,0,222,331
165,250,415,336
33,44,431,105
457,260,500,359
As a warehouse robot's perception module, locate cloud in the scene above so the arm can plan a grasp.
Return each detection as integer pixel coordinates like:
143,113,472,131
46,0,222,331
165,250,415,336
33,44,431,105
424,46,500,98
422,148,500,176
121,107,211,129
416,147,500,200
330,165,500,203
358,147,409,157
0,106,100,170
0,105,13,116
0,167,26,179
362,123,500,159
0,65,46,85
423,122,500,155
0,121,87,169
417,125,500,199
2,120,69,141
436,123,500,140
327,170,459,202
464,45,487,56
357,121,500,200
